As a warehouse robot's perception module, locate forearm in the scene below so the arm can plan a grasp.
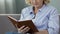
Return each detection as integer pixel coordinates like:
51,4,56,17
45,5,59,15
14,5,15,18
33,30,48,34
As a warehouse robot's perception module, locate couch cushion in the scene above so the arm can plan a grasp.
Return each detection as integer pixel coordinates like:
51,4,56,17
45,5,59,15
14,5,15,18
0,14,20,34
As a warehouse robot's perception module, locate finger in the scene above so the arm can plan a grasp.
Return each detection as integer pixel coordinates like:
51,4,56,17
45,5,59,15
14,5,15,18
22,27,30,33
18,26,25,33
24,27,30,33
18,26,25,31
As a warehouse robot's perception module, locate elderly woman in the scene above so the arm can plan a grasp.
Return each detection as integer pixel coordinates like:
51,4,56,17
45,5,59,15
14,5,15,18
18,0,59,34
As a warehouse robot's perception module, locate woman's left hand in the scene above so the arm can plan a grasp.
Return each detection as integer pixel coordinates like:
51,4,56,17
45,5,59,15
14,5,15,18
18,25,30,34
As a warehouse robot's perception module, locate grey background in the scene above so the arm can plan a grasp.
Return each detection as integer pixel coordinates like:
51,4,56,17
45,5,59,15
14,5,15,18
0,0,60,14
0,15,20,34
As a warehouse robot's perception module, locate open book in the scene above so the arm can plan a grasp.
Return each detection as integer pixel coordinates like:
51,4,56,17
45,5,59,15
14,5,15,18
8,16,38,33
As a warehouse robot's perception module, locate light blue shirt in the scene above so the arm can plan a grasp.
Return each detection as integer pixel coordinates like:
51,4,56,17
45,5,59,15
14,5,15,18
19,4,59,34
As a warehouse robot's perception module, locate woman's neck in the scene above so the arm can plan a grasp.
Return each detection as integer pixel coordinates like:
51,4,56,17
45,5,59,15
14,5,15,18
33,4,43,15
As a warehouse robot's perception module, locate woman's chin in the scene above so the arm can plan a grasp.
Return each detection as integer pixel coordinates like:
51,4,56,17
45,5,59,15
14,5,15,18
34,6,40,8
33,5,39,7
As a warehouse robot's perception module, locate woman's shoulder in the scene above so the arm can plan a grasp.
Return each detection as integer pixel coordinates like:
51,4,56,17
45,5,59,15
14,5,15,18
46,5,58,14
46,5,57,10
45,5,58,14
21,6,32,12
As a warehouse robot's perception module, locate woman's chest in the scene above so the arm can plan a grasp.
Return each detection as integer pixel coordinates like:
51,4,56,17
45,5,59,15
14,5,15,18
23,12,49,26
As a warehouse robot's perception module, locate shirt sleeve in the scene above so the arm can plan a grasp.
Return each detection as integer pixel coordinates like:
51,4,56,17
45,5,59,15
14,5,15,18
19,9,25,21
20,12,24,21
48,9,59,34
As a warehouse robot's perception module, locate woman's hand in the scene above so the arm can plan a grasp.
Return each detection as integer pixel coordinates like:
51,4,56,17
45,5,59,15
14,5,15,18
18,25,30,34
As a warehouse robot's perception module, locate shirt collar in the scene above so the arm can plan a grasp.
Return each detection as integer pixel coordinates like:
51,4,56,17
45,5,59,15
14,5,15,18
39,4,46,12
29,4,46,14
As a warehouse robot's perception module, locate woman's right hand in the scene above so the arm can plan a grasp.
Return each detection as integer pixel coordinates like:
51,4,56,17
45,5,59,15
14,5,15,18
18,25,30,34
